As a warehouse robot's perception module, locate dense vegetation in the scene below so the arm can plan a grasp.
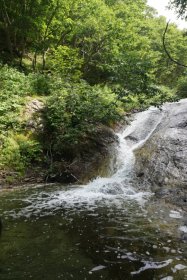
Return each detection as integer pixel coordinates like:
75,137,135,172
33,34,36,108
0,0,187,183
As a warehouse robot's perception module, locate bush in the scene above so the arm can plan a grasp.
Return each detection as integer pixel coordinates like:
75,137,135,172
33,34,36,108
176,77,187,98
0,65,28,131
0,64,31,97
111,84,177,111
137,85,177,108
0,133,42,174
0,65,44,177
28,73,51,95
44,81,122,151
0,65,51,131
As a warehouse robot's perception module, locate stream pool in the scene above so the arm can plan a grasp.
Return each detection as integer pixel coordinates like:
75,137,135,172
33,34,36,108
0,184,186,280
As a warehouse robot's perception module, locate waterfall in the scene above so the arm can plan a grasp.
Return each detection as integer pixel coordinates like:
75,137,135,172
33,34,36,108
11,106,165,218
68,106,163,200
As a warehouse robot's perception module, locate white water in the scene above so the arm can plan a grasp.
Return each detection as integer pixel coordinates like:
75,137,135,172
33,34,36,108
58,106,163,201
10,107,166,218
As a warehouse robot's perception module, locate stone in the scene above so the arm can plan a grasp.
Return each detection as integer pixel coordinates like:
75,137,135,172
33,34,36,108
47,125,119,184
134,99,187,209
23,98,44,131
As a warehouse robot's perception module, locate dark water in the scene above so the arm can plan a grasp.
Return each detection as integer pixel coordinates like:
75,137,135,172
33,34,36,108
0,185,186,280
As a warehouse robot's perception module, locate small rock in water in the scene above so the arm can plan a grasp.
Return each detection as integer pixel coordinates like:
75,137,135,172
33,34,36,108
172,264,187,273
181,233,187,241
163,247,170,253
169,210,182,219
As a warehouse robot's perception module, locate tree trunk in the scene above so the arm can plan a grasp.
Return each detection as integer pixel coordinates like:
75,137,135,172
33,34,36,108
2,0,13,58
32,51,37,71
42,51,46,71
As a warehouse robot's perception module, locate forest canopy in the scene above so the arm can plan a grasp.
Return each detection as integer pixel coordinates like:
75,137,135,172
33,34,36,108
0,0,187,181
0,0,187,91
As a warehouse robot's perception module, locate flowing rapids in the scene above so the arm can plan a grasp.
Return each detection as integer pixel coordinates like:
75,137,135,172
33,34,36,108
0,107,186,280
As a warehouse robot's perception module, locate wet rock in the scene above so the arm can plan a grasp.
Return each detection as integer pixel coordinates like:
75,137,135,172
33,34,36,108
47,125,118,184
101,183,124,195
134,99,187,209
181,232,187,241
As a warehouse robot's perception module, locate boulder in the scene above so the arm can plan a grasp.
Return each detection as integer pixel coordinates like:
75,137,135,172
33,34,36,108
134,99,187,209
23,98,44,131
47,125,118,184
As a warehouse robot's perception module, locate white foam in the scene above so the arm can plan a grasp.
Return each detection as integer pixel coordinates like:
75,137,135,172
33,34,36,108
169,210,182,219
89,265,106,273
179,226,187,233
131,259,173,275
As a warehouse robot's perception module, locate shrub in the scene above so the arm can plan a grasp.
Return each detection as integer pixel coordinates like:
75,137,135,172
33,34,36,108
28,73,51,95
0,65,31,131
176,77,187,98
0,133,42,174
44,81,122,151
0,65,50,131
0,64,30,97
137,85,177,108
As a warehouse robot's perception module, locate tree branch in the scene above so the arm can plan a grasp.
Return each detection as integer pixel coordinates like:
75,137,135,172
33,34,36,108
163,20,187,68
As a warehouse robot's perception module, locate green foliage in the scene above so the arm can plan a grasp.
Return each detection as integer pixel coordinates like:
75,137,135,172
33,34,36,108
0,0,187,181
155,20,187,86
0,65,27,131
136,85,177,108
0,65,43,178
1,0,187,93
0,133,42,174
176,76,187,97
45,82,122,151
48,46,83,79
112,84,177,111
28,73,51,95
0,135,25,173
0,65,30,96
0,65,48,130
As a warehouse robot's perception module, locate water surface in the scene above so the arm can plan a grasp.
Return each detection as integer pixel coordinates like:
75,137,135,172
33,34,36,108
0,107,186,280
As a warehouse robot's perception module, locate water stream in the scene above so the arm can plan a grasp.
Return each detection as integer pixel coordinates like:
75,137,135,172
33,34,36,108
0,107,186,280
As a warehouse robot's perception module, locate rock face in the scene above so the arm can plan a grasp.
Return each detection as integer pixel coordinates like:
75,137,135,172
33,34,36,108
47,125,118,184
134,99,187,209
24,98,44,132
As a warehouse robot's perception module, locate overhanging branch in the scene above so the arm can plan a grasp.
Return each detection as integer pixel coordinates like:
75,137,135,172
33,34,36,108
163,20,187,68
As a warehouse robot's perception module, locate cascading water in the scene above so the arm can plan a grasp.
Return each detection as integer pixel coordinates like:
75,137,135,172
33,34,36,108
0,106,186,280
9,106,164,217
